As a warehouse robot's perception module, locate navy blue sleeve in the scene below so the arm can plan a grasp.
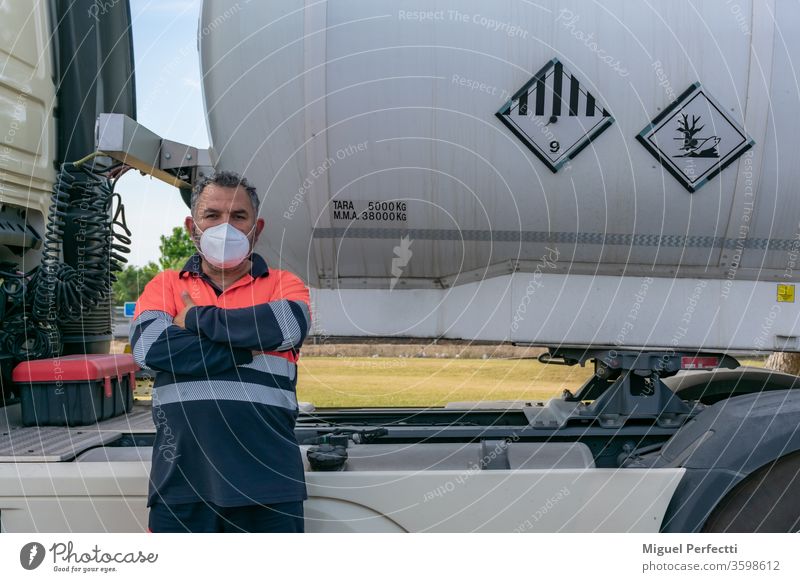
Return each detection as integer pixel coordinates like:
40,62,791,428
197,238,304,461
184,300,311,352
131,310,253,376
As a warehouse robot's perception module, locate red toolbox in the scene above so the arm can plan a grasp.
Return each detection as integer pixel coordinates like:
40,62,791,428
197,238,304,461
12,354,139,426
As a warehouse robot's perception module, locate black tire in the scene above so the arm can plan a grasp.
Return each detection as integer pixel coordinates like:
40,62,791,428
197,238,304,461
702,451,800,532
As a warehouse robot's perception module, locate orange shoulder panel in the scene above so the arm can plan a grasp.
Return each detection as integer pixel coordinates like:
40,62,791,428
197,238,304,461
132,270,180,319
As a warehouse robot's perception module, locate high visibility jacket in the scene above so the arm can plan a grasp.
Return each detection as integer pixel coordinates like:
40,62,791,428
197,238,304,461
130,253,311,507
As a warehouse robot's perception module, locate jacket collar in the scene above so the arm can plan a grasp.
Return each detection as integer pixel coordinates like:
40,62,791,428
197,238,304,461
179,253,269,279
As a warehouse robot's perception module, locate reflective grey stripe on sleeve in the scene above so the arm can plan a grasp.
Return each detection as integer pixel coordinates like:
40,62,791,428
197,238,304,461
131,310,173,368
153,380,298,410
269,300,303,350
296,301,311,330
241,353,297,381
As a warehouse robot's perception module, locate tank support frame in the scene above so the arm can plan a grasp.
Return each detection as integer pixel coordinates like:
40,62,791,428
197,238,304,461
546,348,740,429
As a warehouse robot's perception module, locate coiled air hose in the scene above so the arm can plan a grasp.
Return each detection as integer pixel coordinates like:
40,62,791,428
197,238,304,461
0,267,49,361
0,162,131,360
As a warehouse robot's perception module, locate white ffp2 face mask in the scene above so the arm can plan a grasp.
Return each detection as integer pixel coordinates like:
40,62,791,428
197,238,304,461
196,222,253,269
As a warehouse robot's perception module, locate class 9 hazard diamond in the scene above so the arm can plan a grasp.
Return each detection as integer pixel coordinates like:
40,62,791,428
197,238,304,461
496,58,614,173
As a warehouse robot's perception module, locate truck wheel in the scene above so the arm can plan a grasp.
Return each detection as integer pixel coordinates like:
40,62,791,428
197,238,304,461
702,451,800,532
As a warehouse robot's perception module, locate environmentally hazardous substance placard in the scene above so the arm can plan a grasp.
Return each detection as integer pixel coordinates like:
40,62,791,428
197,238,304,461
637,82,754,192
496,58,614,172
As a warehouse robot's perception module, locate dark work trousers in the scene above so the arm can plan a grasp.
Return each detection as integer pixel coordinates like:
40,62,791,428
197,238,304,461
148,500,304,533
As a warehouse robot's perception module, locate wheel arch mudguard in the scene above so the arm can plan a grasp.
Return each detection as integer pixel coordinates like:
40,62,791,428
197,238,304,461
656,390,800,532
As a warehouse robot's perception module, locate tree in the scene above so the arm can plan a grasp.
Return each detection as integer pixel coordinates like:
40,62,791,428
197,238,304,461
111,227,196,304
765,352,800,375
112,262,159,303
158,226,195,271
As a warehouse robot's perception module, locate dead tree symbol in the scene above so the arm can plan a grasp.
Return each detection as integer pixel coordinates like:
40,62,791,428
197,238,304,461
674,113,720,158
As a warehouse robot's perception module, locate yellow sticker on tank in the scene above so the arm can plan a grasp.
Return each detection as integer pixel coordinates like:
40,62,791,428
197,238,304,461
777,284,795,303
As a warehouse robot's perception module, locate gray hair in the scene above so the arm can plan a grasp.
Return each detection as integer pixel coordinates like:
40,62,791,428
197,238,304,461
190,171,259,216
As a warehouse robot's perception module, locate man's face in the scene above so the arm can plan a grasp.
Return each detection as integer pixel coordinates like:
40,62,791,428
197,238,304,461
185,184,265,250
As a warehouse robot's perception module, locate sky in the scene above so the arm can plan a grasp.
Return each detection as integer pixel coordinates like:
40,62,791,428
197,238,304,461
115,0,207,266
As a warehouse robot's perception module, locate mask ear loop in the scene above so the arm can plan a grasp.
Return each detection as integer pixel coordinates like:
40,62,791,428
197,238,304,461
190,220,207,262
243,222,257,261
189,214,205,242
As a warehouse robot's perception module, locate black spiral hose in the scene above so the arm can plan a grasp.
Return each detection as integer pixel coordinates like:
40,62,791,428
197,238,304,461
0,164,131,361
30,167,72,324
0,312,56,361
0,265,58,361
16,162,132,357
0,161,131,360
110,192,133,267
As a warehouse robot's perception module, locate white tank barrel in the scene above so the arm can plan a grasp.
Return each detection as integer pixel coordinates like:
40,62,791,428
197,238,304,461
199,0,800,350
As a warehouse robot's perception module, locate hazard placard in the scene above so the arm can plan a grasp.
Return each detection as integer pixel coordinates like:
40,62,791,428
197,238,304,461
496,58,614,172
637,83,754,193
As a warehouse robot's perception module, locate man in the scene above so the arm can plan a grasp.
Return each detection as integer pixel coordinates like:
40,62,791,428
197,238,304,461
130,171,311,532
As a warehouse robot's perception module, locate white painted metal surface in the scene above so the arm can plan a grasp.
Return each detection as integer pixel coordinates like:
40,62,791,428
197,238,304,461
200,0,800,348
312,273,800,351
0,0,54,262
0,461,684,533
0,402,684,533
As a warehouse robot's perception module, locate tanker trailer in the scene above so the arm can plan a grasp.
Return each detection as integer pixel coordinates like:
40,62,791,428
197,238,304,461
2,0,800,533
196,0,800,532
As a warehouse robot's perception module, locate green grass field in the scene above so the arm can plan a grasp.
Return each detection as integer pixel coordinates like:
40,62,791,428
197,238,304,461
297,357,592,407
135,355,768,407
296,356,768,407
136,357,590,404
